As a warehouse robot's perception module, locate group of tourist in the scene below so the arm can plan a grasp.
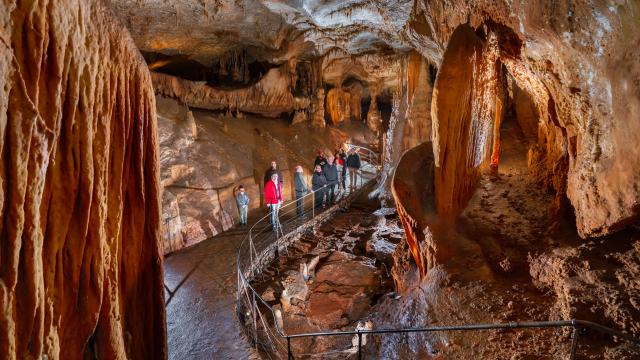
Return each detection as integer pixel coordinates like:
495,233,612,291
235,146,362,229
311,147,362,211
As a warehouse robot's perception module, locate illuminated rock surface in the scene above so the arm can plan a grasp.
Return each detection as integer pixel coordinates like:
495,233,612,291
1,1,165,358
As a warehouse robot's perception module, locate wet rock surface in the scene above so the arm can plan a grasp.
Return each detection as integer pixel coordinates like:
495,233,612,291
387,114,640,358
0,1,165,358
250,195,404,358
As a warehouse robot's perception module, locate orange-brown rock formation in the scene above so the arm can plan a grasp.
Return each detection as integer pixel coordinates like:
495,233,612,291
391,142,437,275
432,24,500,220
152,66,310,118
326,87,351,124
0,1,165,358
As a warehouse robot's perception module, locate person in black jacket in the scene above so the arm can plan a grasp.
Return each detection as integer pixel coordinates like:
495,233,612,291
346,149,361,191
311,164,327,208
264,160,283,185
314,150,327,170
337,147,347,190
323,156,339,203
294,166,308,217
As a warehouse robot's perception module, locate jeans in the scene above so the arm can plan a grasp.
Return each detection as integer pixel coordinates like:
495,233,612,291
348,168,359,189
239,205,248,224
269,202,281,228
295,192,305,216
326,183,337,203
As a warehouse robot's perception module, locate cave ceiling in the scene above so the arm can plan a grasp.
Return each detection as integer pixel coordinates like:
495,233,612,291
110,0,421,88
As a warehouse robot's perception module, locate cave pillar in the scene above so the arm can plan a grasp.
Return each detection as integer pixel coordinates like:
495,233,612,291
432,25,499,220
0,1,166,358
404,51,433,150
366,83,382,134
311,88,326,128
326,87,351,124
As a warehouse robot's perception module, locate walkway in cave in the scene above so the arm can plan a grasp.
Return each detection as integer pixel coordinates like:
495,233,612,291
164,209,261,359
163,177,375,359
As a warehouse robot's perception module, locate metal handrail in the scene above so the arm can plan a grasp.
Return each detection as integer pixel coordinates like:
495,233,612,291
235,144,640,359
236,144,380,350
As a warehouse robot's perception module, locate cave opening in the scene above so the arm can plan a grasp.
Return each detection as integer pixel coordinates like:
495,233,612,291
144,50,277,89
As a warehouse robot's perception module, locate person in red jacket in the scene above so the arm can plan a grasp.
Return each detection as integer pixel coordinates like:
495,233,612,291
264,173,283,230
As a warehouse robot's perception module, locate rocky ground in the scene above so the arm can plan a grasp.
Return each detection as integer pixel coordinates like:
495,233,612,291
365,117,640,359
249,195,403,358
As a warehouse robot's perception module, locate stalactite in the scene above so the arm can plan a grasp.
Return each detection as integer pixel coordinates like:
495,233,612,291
0,0,166,358
152,64,310,117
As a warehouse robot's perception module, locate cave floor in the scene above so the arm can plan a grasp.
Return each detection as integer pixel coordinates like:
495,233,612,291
163,209,264,360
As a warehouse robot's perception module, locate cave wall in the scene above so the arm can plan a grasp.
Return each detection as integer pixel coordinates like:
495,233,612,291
0,1,165,358
413,0,640,237
155,96,372,253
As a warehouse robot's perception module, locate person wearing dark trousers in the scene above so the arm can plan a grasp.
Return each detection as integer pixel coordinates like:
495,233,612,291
323,156,339,204
311,164,327,208
294,165,308,218
263,160,283,185
346,148,361,191
337,147,347,190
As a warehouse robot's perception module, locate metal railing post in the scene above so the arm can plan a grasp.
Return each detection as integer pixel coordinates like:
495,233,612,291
287,336,293,360
311,189,315,234
570,325,580,360
357,330,363,360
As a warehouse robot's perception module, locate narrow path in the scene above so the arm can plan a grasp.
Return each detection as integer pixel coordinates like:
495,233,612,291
164,171,377,359
164,210,264,359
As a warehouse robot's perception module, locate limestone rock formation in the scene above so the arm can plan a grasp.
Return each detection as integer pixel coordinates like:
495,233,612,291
391,142,437,275
404,51,432,150
311,88,326,128
0,1,165,358
152,66,309,118
431,24,498,220
326,87,352,125
110,0,640,238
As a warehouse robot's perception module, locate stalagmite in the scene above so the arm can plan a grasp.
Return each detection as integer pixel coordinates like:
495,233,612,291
326,87,352,124
0,0,166,359
187,110,198,140
311,88,326,128
431,25,499,220
367,83,382,134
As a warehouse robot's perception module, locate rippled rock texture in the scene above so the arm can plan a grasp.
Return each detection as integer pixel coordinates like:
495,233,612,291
0,1,165,358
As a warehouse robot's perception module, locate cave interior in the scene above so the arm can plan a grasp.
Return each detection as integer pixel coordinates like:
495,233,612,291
1,0,639,359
